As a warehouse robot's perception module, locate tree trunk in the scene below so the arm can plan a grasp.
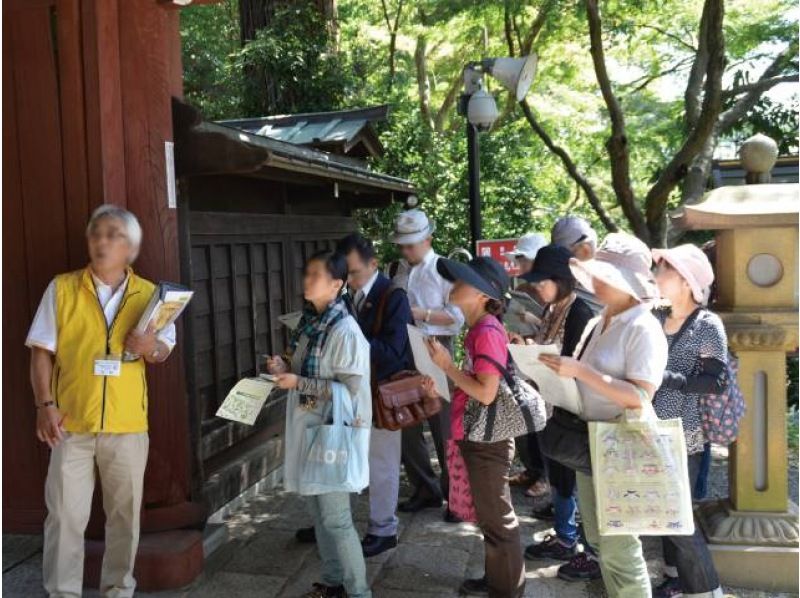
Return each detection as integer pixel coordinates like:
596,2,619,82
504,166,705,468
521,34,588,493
414,35,433,130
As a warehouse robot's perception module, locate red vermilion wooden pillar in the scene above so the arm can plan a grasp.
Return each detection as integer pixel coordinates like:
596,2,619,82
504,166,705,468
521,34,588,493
81,0,205,589
3,0,204,590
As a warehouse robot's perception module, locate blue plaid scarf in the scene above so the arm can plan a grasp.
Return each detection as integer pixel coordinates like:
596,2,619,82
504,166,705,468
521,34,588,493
289,296,350,382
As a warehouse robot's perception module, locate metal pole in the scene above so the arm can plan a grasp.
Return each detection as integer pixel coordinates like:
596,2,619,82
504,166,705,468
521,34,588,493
466,120,481,256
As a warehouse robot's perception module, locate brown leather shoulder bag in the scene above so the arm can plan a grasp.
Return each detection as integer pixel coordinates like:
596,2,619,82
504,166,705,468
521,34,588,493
371,286,441,431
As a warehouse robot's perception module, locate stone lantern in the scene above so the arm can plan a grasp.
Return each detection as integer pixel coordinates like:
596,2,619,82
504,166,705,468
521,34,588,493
672,134,799,591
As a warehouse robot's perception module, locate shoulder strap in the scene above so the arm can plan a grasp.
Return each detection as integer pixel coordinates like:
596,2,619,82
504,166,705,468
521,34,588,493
667,307,703,350
388,260,401,279
474,353,515,388
577,323,599,361
371,285,405,338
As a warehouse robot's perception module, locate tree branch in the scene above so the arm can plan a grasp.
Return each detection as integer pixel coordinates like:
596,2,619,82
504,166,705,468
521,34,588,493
721,74,798,99
520,100,619,233
585,0,647,241
434,71,463,132
683,3,711,131
720,44,796,132
623,57,694,96
414,35,433,129
639,23,697,53
644,0,725,246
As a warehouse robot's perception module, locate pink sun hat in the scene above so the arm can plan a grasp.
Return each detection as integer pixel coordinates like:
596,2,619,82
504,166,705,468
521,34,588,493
652,244,715,305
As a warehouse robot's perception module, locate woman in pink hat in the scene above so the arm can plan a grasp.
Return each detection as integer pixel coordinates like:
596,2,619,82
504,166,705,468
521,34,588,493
651,244,726,598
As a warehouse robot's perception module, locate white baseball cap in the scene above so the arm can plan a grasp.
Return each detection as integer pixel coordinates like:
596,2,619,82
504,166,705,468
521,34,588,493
503,233,548,261
391,209,435,245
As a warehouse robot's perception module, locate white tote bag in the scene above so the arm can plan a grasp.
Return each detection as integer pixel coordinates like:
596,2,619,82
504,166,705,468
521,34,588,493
589,403,694,536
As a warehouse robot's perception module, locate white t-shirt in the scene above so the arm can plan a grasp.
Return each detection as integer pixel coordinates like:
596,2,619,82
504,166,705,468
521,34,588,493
25,274,176,354
576,302,667,421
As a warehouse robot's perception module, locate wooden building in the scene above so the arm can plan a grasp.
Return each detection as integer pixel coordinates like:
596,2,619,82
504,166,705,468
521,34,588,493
3,0,413,590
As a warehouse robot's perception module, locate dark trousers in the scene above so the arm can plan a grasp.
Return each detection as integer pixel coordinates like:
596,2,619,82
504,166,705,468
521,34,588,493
400,401,450,500
401,335,452,501
460,439,525,598
515,431,547,480
662,453,720,594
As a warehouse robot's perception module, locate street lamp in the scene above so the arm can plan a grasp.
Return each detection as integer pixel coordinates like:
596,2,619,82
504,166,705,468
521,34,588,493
458,54,538,254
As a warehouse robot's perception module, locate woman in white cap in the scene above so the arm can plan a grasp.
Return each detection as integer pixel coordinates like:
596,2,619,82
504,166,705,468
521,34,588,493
504,232,548,275
539,233,668,598
651,244,726,598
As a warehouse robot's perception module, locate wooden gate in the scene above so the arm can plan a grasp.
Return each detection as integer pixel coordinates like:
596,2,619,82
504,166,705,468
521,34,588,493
185,211,355,502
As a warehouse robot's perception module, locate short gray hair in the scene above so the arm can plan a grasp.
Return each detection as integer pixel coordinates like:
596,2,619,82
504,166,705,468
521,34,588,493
86,205,143,262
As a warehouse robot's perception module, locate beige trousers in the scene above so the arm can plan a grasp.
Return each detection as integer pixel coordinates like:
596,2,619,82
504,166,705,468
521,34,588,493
43,432,149,598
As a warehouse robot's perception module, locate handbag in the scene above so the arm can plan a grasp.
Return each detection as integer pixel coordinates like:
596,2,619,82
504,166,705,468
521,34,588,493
463,353,547,443
538,324,597,474
589,402,695,536
659,308,745,446
299,382,370,494
375,370,442,430
371,286,441,431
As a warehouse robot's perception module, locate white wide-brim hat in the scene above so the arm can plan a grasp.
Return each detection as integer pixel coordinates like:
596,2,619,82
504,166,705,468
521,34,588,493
391,209,436,245
569,233,658,302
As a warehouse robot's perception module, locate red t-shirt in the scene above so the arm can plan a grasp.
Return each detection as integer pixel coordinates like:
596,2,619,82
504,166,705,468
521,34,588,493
451,315,508,441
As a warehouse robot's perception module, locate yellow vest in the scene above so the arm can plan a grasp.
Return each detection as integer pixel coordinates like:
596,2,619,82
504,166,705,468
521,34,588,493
52,267,156,434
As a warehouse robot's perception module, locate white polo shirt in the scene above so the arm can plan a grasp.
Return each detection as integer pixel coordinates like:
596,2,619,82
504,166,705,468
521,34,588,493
576,302,667,421
25,274,176,354
393,249,464,337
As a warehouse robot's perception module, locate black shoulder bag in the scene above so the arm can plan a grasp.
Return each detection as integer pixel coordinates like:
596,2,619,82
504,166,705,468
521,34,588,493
537,324,598,475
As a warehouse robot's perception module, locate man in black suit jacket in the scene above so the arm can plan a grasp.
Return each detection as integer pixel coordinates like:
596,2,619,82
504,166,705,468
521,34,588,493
338,232,413,558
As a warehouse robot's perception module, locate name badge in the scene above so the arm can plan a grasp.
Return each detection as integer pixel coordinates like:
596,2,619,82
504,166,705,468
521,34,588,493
94,355,122,377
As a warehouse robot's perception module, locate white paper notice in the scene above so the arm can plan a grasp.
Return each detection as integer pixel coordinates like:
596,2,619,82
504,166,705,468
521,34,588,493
406,324,450,401
507,344,583,415
278,311,303,330
216,378,275,425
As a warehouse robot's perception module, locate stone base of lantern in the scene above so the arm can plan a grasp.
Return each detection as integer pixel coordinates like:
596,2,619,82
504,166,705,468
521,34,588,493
697,499,800,592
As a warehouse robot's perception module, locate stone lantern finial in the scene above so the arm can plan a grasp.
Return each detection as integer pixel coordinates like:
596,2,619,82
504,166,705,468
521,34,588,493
739,133,778,184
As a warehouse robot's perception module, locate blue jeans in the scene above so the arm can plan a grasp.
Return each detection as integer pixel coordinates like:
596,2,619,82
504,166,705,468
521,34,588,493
694,443,711,500
306,493,371,598
552,488,578,544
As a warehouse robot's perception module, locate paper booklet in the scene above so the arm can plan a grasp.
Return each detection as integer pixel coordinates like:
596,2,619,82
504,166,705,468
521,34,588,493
506,290,544,336
122,281,193,361
278,311,303,330
216,376,276,425
507,343,583,415
406,324,450,401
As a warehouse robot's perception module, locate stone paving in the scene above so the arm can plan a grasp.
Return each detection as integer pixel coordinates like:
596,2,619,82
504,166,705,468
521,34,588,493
3,447,797,597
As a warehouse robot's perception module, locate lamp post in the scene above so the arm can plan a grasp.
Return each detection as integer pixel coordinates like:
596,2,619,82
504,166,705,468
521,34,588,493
457,54,538,255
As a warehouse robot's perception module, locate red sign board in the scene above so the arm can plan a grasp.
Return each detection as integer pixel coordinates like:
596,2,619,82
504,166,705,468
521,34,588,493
476,238,520,276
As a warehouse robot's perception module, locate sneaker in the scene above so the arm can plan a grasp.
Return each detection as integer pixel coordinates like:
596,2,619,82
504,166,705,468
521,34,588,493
653,576,683,598
459,576,489,596
557,552,602,582
524,534,578,561
304,582,346,597
524,479,551,498
509,471,534,487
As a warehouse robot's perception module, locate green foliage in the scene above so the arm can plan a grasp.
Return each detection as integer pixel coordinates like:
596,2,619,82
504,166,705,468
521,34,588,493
181,0,797,252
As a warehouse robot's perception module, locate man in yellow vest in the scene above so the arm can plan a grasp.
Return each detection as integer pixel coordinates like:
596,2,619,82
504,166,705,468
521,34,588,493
26,205,176,598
